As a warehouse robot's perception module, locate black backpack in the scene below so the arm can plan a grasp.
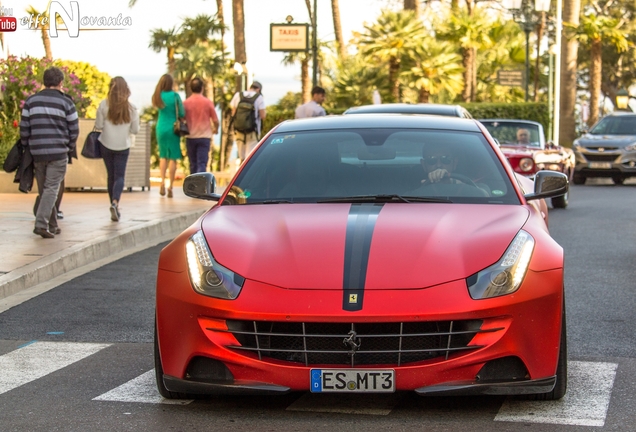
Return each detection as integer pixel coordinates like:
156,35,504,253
233,92,260,133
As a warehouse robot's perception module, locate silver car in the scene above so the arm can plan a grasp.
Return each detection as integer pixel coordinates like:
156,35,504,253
573,112,636,184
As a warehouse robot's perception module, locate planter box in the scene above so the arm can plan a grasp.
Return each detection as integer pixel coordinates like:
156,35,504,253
0,119,151,193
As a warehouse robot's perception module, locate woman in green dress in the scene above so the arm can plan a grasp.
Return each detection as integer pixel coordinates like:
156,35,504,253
152,74,184,198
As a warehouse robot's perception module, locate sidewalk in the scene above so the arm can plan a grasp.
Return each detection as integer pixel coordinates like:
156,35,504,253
0,186,214,304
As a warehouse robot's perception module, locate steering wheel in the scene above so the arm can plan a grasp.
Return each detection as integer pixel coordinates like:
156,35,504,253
449,173,479,188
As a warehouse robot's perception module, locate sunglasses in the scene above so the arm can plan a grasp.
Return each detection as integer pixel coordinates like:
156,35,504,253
423,155,453,166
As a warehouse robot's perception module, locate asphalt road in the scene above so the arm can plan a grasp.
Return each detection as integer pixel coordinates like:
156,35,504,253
1,180,635,431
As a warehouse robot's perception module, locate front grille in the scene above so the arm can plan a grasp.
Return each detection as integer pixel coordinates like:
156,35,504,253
216,320,494,367
584,153,619,162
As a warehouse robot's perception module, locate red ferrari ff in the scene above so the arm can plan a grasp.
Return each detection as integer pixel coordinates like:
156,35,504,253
155,115,569,400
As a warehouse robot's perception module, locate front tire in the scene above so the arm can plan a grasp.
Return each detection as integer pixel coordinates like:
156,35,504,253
572,172,586,185
154,320,190,399
527,304,567,400
551,192,568,209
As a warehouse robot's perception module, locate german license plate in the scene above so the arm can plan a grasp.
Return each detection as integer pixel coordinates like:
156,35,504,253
310,369,395,393
589,162,612,169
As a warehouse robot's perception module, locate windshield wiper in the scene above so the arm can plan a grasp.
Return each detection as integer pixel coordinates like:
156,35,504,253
318,195,452,203
259,199,295,204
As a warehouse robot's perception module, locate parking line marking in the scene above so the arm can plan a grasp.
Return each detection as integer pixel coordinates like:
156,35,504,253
93,369,192,405
495,361,618,427
0,341,110,395
287,392,401,415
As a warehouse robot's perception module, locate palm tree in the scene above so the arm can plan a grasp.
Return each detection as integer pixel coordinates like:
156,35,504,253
405,39,464,103
149,27,180,76
329,53,388,108
568,13,630,126
282,51,312,103
25,2,63,60
437,8,494,102
357,10,426,102
560,0,581,146
178,14,226,97
331,0,346,61
232,0,246,92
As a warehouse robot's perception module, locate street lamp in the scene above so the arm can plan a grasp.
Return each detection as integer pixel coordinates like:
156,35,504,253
616,88,631,111
508,0,551,102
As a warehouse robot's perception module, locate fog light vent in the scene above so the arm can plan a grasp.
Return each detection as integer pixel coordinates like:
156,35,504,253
476,356,529,382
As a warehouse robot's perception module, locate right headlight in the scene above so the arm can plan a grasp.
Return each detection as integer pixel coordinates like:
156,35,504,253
185,231,245,299
467,230,535,300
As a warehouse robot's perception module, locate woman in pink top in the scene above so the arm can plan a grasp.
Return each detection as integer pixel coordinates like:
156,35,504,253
183,78,219,173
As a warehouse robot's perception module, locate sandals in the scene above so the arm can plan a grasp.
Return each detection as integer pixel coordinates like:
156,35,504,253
167,188,173,198
159,184,166,196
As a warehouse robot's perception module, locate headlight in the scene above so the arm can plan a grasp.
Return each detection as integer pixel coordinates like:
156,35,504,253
625,142,636,151
185,231,245,299
573,141,581,148
518,158,534,172
467,230,535,299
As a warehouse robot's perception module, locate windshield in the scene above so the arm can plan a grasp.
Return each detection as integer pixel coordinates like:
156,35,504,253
480,121,542,147
589,116,636,135
223,128,519,205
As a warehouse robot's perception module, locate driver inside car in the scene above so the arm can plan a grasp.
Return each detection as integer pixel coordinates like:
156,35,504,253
409,143,490,197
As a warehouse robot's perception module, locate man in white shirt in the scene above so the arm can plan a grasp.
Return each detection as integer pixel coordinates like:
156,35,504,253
295,86,326,119
230,81,266,162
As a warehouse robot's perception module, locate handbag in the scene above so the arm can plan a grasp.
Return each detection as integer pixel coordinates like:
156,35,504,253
81,130,102,159
173,97,189,137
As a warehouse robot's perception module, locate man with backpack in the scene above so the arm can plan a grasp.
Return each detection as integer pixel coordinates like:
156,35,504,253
230,81,266,162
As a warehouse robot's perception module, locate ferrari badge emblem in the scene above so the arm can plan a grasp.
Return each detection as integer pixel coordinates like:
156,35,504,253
349,294,358,303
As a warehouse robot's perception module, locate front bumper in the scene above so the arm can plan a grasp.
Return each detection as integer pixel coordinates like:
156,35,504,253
574,147,636,177
156,265,564,396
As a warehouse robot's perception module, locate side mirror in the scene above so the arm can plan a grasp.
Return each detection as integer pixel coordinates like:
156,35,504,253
183,172,222,201
524,170,568,202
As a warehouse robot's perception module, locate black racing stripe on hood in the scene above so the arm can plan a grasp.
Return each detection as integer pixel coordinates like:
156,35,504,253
342,203,384,311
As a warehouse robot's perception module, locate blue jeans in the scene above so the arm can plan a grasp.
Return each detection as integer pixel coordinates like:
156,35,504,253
185,138,211,173
100,144,130,203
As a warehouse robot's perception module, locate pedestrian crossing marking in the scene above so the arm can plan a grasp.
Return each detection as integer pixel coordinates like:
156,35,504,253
93,369,192,405
495,361,618,427
0,341,110,395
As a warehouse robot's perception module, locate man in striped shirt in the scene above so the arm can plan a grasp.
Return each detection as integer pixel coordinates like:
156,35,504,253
20,67,79,238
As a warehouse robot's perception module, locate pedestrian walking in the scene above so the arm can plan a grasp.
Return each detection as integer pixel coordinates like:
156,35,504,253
295,86,326,119
183,77,219,174
20,66,79,238
230,81,266,162
95,76,140,221
152,74,184,198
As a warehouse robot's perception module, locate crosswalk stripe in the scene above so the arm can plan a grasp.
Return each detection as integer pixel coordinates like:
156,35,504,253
495,361,618,427
0,341,110,395
93,369,192,405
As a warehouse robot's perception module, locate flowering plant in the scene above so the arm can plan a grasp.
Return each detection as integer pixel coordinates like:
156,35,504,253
0,55,106,165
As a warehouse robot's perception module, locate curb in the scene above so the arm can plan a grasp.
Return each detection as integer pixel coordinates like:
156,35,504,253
0,209,204,301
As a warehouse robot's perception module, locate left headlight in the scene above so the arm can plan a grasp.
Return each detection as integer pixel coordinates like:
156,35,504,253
624,142,636,151
467,230,535,300
185,231,245,299
518,158,535,172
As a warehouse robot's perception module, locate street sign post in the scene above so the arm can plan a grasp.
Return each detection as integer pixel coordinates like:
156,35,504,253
270,23,309,52
497,70,525,87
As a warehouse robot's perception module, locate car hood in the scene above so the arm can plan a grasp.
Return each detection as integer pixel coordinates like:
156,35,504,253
201,203,529,290
575,134,636,147
499,144,537,157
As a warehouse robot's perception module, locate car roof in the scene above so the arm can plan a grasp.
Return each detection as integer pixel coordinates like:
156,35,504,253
344,103,469,117
273,114,483,134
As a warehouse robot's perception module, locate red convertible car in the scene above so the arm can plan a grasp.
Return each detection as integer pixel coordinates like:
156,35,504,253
479,119,575,209
155,115,568,401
